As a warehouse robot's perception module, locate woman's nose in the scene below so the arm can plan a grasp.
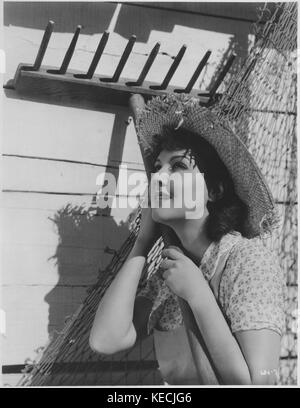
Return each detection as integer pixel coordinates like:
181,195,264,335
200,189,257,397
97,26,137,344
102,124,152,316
159,163,172,176
153,168,170,185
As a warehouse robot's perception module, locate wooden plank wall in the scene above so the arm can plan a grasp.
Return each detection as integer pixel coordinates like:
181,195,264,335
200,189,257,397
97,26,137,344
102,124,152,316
2,1,256,386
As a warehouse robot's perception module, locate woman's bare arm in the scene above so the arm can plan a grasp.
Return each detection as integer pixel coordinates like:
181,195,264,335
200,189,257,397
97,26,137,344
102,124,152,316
89,208,159,355
89,241,148,354
187,286,281,385
178,298,220,384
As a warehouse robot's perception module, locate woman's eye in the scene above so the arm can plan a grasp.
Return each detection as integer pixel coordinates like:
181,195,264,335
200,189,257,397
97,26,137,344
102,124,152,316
153,165,161,172
172,161,188,170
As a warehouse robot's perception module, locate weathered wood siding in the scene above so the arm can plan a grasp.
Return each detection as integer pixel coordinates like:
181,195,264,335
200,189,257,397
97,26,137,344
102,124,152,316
2,1,258,386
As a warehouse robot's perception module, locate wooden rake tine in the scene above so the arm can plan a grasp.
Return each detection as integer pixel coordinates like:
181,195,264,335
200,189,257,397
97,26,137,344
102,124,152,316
150,45,187,90
48,25,82,75
74,31,110,79
208,53,236,98
175,50,211,93
101,35,136,83
126,42,161,87
32,21,54,71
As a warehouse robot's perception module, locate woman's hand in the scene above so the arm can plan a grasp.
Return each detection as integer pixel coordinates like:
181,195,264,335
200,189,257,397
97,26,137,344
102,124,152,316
135,207,160,253
160,246,208,302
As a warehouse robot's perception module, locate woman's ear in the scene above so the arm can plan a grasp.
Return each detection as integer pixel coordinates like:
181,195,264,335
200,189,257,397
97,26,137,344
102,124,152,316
208,183,224,202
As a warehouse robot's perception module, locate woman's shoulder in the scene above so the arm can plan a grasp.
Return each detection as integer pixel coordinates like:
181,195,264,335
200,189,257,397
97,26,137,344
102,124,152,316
228,234,279,267
222,233,285,288
219,234,286,336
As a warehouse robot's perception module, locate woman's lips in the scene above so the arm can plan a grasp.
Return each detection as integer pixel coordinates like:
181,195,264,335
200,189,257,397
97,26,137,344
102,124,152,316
152,192,172,201
158,192,172,199
160,192,171,198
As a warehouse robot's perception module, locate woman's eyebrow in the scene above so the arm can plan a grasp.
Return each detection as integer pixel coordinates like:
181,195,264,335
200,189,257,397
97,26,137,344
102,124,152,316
170,154,191,162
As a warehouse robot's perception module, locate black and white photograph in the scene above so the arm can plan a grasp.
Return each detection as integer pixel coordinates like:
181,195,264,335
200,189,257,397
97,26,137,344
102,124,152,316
0,1,298,387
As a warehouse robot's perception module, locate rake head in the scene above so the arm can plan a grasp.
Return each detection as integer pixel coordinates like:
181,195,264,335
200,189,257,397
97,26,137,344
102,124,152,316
5,21,236,108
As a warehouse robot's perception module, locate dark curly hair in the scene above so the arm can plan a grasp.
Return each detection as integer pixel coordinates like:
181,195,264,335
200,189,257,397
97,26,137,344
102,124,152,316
151,125,249,242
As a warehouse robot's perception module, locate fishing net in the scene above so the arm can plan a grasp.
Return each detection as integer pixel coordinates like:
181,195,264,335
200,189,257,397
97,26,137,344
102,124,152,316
18,2,297,386
215,2,297,384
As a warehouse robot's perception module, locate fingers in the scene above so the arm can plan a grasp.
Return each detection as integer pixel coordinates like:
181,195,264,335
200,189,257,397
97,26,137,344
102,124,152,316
162,247,183,260
160,258,175,270
167,245,184,254
158,258,174,280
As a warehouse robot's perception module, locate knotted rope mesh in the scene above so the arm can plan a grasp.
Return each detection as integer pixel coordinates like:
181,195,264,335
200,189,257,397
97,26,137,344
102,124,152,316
215,2,297,384
18,2,297,386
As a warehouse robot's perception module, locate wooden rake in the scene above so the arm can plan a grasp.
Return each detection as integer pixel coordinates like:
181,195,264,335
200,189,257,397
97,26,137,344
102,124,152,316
5,20,236,108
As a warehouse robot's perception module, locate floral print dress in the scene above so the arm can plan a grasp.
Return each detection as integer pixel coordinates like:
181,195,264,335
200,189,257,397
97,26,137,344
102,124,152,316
137,231,286,338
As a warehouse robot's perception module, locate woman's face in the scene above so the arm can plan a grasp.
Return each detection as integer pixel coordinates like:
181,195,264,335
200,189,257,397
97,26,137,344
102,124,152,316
150,148,210,224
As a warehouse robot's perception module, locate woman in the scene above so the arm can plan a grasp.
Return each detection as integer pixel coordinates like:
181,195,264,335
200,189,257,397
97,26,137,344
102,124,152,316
89,94,286,385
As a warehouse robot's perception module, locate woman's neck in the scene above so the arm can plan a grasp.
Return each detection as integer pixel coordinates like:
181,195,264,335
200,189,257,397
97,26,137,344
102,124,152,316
169,215,213,264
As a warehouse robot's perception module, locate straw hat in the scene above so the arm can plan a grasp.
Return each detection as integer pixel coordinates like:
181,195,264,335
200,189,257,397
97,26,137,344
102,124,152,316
136,93,281,239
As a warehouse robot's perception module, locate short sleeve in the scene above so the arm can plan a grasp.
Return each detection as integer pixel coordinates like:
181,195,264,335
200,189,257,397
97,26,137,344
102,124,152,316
222,240,286,337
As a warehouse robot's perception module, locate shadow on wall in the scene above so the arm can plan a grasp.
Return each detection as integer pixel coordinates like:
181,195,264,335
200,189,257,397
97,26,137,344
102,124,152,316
44,203,131,336
3,85,137,339
3,2,118,33
3,2,269,37
4,2,250,59
42,106,134,336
